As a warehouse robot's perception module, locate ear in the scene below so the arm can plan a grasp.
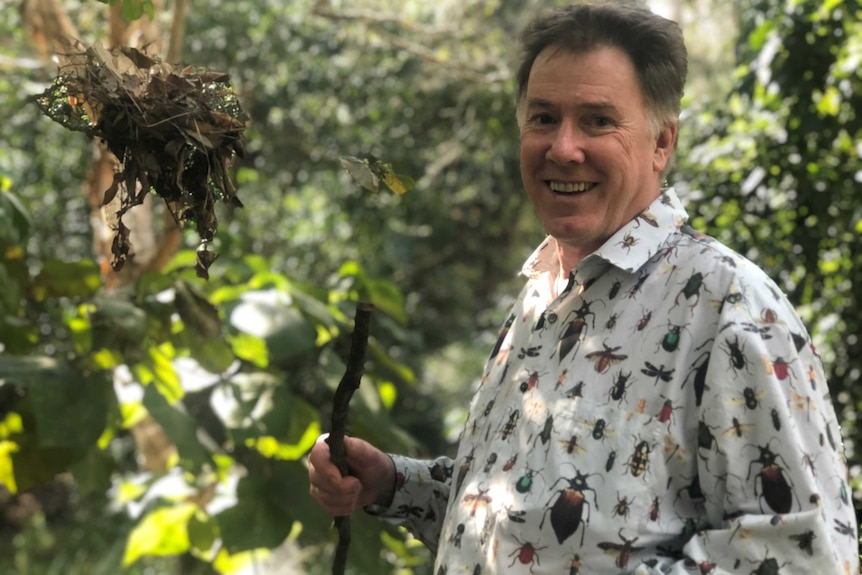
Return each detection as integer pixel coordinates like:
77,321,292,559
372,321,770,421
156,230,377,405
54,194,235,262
652,121,678,174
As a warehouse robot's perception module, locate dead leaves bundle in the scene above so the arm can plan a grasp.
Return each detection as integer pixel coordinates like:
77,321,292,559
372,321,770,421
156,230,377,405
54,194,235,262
36,44,247,278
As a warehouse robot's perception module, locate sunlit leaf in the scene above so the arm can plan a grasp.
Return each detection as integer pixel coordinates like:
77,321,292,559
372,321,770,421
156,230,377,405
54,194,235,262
228,332,269,367
0,413,23,439
245,421,320,461
135,343,183,404
380,170,412,195
814,86,841,117
120,401,147,429
123,502,197,565
0,441,18,493
115,477,148,504
337,260,366,282
227,295,316,367
377,380,397,410
212,547,271,574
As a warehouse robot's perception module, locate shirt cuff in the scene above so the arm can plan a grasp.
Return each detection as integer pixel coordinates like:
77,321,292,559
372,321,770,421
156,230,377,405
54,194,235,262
362,454,441,518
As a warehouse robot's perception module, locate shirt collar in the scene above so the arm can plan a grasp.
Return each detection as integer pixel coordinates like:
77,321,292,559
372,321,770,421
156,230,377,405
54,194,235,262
522,188,689,280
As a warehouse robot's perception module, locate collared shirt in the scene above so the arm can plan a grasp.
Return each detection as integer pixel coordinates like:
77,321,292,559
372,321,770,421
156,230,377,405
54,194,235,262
373,189,858,574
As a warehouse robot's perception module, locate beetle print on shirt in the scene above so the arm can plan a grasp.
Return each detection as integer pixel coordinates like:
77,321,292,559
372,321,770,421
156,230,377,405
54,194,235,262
375,189,858,575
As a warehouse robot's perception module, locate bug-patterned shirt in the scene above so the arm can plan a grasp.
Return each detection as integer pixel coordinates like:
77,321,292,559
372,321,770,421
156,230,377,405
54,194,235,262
371,188,858,574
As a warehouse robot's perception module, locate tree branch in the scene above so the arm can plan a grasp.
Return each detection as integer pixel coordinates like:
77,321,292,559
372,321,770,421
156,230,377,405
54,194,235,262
311,3,459,37
311,3,506,86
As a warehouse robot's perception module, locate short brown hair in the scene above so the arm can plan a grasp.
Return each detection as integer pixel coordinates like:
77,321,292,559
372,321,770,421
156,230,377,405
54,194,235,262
516,2,688,132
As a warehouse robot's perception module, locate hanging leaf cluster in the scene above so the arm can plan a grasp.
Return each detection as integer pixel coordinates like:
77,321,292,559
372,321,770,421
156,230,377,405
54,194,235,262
35,44,247,278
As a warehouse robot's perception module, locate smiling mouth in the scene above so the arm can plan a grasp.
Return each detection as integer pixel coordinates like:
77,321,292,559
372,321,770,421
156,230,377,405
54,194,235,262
548,181,598,193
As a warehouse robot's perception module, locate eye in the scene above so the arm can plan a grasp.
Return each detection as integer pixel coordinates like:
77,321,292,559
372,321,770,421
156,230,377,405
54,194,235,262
530,113,556,125
591,116,613,127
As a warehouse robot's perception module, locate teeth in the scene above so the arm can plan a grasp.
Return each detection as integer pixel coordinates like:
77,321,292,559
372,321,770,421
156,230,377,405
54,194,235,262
549,181,595,193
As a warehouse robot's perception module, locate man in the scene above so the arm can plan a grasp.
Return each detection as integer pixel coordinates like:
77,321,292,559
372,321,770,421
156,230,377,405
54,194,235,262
309,3,858,573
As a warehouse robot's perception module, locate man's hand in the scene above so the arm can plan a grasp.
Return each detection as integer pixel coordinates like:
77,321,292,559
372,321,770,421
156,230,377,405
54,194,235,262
308,434,396,516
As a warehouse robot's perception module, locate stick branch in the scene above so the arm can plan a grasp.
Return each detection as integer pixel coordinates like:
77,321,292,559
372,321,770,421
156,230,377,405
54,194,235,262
326,301,374,575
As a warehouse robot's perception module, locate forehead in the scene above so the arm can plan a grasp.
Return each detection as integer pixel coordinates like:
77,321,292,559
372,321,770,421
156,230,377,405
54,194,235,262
524,46,644,108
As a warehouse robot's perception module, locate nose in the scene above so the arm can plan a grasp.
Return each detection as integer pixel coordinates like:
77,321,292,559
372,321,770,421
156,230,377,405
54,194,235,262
546,120,586,164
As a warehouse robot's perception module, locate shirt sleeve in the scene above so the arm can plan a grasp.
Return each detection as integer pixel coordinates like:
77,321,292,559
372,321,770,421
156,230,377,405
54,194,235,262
667,285,857,573
363,453,454,553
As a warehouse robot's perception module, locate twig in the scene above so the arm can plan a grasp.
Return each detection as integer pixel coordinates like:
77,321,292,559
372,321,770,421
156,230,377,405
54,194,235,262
326,301,374,575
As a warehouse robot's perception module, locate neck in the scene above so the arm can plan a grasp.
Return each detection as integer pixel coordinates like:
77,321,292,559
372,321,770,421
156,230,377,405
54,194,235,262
555,240,589,278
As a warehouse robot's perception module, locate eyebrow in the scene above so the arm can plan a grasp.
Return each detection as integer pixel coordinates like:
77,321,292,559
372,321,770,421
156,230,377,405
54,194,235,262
523,98,620,115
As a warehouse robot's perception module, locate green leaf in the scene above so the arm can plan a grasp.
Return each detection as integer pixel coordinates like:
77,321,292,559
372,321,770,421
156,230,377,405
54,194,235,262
246,388,320,460
123,503,197,565
91,297,149,359
174,281,222,340
142,0,155,19
337,260,366,281
187,337,235,374
142,384,212,469
264,310,316,364
287,284,341,331
0,263,22,317
0,441,18,493
0,188,31,246
187,512,218,555
814,86,841,117
377,380,397,410
367,278,407,324
367,339,416,386
227,294,317,366
69,445,115,497
0,356,108,448
121,0,145,22
748,19,774,52
218,460,328,553
10,439,84,492
228,332,268,367
135,344,184,404
31,259,101,301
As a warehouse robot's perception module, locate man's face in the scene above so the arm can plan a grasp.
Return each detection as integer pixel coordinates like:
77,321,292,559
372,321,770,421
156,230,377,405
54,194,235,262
519,46,676,264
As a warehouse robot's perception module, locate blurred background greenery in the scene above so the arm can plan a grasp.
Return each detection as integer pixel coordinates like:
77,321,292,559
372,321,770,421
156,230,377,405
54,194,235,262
0,0,859,573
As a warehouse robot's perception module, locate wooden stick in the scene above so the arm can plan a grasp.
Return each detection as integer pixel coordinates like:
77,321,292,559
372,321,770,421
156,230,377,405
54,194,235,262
326,301,374,575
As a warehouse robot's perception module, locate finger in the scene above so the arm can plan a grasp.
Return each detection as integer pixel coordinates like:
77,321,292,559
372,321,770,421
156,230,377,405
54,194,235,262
309,479,361,516
308,438,346,483
309,470,361,500
308,453,350,488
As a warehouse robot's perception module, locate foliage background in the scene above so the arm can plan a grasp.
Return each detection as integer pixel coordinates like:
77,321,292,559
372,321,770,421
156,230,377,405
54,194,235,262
0,0,859,573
